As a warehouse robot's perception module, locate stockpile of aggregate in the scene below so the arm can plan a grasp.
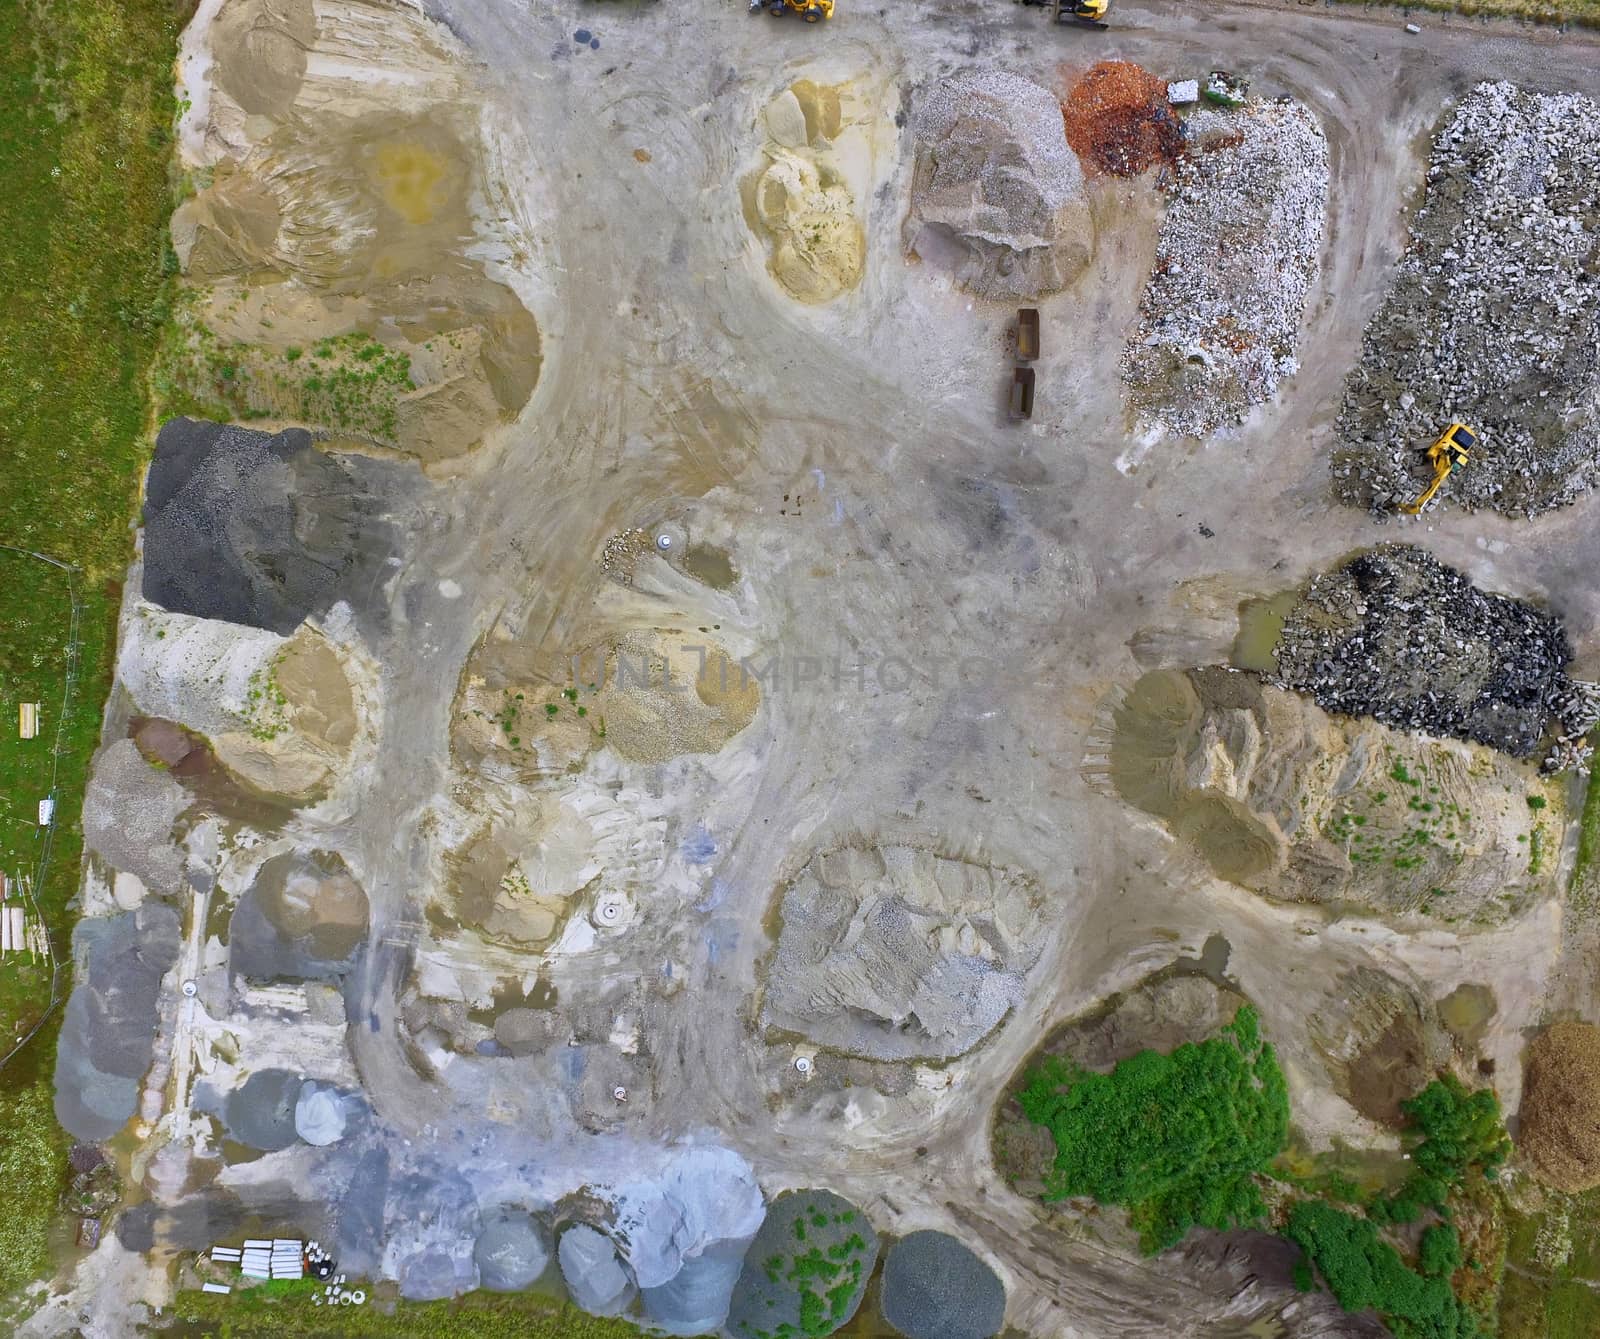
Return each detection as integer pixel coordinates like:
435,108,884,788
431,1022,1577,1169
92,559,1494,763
727,1190,876,1339
80,738,190,893
1123,100,1328,435
1331,82,1600,516
53,903,182,1140
881,1231,1007,1339
1270,546,1578,758
906,70,1094,298
1520,1022,1600,1192
142,417,397,633
1061,60,1184,178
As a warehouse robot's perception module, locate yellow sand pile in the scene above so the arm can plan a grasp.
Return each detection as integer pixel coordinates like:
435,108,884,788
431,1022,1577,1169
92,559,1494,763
1520,1022,1600,1191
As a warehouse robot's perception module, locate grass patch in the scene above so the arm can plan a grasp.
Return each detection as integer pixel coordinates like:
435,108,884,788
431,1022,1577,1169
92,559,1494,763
1332,0,1600,24
0,0,190,1309
1570,735,1600,903
164,1287,673,1338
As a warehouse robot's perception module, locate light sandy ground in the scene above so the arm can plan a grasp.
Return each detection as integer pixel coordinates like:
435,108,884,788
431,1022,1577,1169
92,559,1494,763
30,2,1600,1336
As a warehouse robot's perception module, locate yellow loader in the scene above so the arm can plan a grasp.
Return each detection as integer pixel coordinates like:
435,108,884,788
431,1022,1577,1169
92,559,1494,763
753,0,833,21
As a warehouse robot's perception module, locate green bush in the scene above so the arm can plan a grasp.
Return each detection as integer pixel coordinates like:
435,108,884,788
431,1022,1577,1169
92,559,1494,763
1372,1078,1509,1223
1419,1224,1462,1278
1285,1202,1478,1339
1015,1006,1289,1253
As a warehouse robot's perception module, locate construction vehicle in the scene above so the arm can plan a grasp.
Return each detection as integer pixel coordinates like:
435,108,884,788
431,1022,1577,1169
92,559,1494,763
1016,0,1111,29
1016,309,1040,362
1009,367,1036,421
1400,423,1477,515
750,0,833,21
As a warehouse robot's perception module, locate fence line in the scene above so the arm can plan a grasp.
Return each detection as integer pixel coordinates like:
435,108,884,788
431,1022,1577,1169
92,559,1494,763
0,545,85,1071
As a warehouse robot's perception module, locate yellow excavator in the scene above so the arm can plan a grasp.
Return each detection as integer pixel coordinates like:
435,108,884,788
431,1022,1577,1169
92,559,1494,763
1400,423,1477,515
753,0,832,20
1018,0,1111,28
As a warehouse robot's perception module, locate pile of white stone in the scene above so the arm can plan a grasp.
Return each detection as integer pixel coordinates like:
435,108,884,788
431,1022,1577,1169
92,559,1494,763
1333,81,1600,516
1123,99,1328,436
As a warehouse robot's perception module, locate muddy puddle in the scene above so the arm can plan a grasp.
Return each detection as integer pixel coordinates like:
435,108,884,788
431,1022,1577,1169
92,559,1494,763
1437,982,1496,1054
682,543,737,590
1231,589,1299,673
131,717,300,828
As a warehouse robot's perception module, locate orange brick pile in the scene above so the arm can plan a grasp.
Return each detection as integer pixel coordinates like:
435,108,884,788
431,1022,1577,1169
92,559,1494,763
1061,61,1184,178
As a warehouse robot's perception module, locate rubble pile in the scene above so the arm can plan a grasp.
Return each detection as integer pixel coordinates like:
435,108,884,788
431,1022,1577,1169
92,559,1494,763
1332,82,1600,516
1062,60,1184,178
1123,100,1328,436
906,70,1094,299
1271,545,1579,758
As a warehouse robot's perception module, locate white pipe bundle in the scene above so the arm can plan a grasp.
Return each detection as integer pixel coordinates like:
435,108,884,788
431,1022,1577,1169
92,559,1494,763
9,907,23,958
1,906,11,953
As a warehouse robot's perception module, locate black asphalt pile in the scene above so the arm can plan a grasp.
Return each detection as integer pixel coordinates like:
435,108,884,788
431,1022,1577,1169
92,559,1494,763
1271,545,1573,758
53,904,182,1140
881,1231,1007,1339
142,417,399,633
223,1067,303,1151
1331,82,1600,516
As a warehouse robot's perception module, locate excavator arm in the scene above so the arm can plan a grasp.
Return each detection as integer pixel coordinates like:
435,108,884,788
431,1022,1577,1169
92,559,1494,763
1400,456,1454,515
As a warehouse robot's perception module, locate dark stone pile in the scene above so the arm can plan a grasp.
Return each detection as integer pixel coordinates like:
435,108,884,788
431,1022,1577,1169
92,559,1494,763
1271,545,1571,758
881,1230,1006,1339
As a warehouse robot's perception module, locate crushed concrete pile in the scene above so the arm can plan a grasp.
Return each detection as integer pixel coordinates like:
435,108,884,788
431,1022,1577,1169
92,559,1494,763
384,1166,482,1300
1123,101,1328,435
80,738,190,893
1520,1022,1600,1191
763,844,1046,1061
727,1190,876,1339
880,1231,1007,1339
53,904,182,1140
1107,666,1563,921
293,1080,353,1145
474,1210,550,1291
143,418,398,634
1062,61,1184,178
906,71,1094,299
1331,82,1600,516
1271,546,1578,758
748,82,864,303
561,1225,636,1317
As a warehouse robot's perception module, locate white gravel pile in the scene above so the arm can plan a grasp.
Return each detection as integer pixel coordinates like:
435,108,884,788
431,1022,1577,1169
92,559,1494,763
1123,100,1328,436
1332,82,1600,516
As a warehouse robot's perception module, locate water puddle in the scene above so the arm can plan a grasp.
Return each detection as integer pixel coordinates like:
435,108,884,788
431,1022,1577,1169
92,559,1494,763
1231,588,1299,673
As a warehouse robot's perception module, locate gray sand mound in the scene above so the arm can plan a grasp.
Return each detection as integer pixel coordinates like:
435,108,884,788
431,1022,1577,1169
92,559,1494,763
142,417,397,633
881,1231,1006,1339
560,1224,635,1317
1271,545,1574,758
294,1080,351,1145
1332,82,1600,516
474,1210,550,1291
764,844,1044,1061
224,1068,303,1150
906,71,1093,299
231,849,369,982
727,1190,876,1339
54,904,182,1140
81,738,189,892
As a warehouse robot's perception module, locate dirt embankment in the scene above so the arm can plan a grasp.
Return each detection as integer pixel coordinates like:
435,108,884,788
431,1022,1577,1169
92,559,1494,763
168,0,542,462
1107,666,1564,924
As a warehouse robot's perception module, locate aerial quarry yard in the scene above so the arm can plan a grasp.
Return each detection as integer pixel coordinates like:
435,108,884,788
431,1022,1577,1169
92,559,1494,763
14,0,1600,1337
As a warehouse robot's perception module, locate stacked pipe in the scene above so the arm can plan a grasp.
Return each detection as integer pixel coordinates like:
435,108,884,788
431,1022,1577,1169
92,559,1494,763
240,1239,272,1279
271,1239,305,1279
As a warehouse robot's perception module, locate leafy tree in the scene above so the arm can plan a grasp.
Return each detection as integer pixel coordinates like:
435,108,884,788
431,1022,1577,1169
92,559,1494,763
1015,1007,1289,1253
1418,1224,1461,1279
1372,1077,1510,1222
1285,1202,1477,1339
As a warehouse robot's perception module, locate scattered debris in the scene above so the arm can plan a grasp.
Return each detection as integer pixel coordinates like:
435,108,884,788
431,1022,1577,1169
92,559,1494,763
1123,99,1328,435
1332,82,1600,516
1168,79,1199,106
1203,70,1249,108
1062,60,1185,178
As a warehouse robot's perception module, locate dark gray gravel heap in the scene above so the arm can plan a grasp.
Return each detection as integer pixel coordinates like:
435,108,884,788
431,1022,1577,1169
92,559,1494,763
142,417,398,633
727,1189,876,1339
1271,545,1572,758
223,1067,304,1151
881,1230,1006,1339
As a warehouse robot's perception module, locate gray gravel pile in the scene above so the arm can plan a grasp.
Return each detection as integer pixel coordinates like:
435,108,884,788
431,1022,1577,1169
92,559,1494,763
80,738,190,893
727,1190,876,1339
906,71,1094,299
53,903,182,1140
143,417,397,632
1332,82,1600,516
560,1224,635,1317
474,1210,550,1291
1271,545,1573,757
1123,100,1328,436
224,1068,304,1150
881,1231,1006,1339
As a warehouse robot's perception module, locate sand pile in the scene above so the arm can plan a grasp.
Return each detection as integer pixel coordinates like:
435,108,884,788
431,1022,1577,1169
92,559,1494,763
171,0,541,461
448,806,597,949
1107,667,1562,921
1062,61,1184,178
1332,82,1600,516
1520,1022,1600,1191
53,904,182,1141
1271,546,1579,759
763,844,1046,1061
727,1190,876,1339
231,850,369,982
1123,101,1328,435
747,82,864,304
881,1231,1006,1339
475,1211,550,1292
906,71,1094,299
142,418,398,634
1307,968,1451,1126
561,1226,635,1317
